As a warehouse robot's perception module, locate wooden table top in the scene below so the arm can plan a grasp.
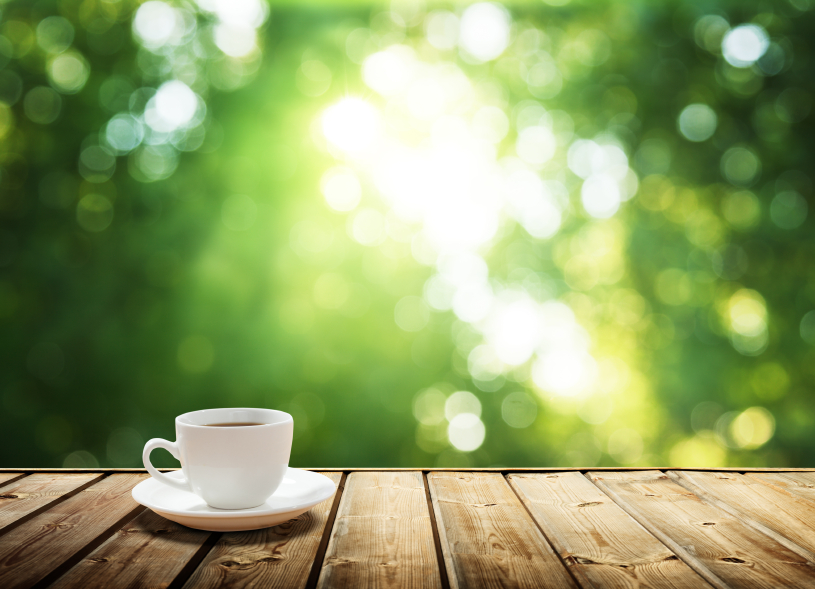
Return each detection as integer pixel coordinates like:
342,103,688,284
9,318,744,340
1,468,815,588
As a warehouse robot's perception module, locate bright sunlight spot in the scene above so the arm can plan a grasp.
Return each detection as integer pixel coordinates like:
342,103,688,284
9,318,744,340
322,98,380,154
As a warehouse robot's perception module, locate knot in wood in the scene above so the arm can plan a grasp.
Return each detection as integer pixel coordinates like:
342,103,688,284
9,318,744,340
576,501,602,507
45,522,73,530
701,522,716,526
218,554,278,571
721,557,747,564
220,560,251,570
0,494,18,499
88,557,109,564
258,556,283,564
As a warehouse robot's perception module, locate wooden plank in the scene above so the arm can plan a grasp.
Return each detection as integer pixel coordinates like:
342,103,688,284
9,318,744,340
671,471,815,562
49,507,214,589
589,470,815,589
428,471,578,589
0,473,26,489
509,472,709,588
747,472,815,505
0,472,102,532
182,472,343,589
317,471,441,589
0,473,147,589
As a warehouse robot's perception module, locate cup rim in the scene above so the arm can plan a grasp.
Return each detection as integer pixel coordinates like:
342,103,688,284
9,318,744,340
176,407,293,429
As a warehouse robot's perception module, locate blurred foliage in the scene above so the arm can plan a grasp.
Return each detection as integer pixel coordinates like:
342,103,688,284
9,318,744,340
1,0,814,469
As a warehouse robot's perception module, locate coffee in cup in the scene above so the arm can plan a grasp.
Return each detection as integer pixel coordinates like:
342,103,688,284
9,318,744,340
142,408,293,510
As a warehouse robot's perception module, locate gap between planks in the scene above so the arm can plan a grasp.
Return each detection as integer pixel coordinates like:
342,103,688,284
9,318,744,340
0,473,28,490
29,502,147,589
422,472,451,589
503,473,584,589
669,470,815,563
12,468,815,589
304,471,347,589
584,470,729,589
583,470,815,589
0,473,108,539
166,531,223,589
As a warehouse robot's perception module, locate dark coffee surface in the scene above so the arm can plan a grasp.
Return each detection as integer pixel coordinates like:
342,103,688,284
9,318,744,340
204,422,266,427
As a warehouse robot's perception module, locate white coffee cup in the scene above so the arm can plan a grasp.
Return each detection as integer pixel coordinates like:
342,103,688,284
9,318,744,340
142,408,293,510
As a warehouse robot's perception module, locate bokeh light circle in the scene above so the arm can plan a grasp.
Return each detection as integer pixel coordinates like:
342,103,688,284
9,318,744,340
770,191,807,229
24,86,61,124
722,24,769,67
501,392,537,428
76,194,114,232
721,146,760,186
458,3,510,62
322,98,380,154
47,51,89,94
678,104,717,142
447,412,485,451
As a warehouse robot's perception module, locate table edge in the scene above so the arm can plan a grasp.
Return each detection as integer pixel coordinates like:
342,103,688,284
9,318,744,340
1,467,813,472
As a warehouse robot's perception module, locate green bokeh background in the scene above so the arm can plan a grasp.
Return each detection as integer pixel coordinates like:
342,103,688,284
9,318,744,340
1,0,813,469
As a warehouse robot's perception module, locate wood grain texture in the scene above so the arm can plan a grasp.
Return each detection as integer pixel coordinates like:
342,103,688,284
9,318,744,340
0,472,102,531
182,472,342,589
589,470,815,589
509,472,709,589
0,473,147,589
0,473,26,489
747,472,815,505
670,470,815,562
317,471,441,589
49,507,213,589
428,471,578,589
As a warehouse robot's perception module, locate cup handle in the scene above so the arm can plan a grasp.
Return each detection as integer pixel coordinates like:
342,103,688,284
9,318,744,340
143,438,193,494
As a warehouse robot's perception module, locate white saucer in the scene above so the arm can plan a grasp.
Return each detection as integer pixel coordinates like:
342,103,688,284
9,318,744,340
131,468,336,532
